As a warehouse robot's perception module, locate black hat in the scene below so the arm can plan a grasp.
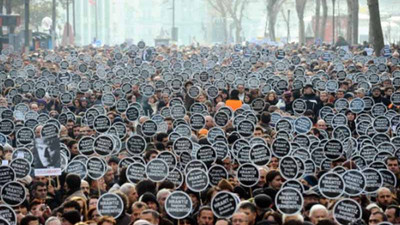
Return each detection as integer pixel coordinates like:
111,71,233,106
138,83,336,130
254,194,272,209
304,84,314,89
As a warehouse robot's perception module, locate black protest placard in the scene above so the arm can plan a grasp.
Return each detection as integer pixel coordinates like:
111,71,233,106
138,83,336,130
41,123,59,138
236,163,259,187
33,136,61,176
236,120,255,138
186,169,209,192
275,187,303,216
166,169,184,189
141,120,158,137
146,159,169,182
272,138,291,158
97,193,124,218
342,169,366,196
189,113,205,130
164,191,192,219
323,139,343,160
9,158,31,179
12,148,33,164
196,145,217,168
333,198,362,225
362,168,383,193
0,204,16,225
126,135,147,155
379,169,397,187
93,115,111,133
78,136,95,155
86,157,106,180
93,135,115,156
65,161,87,179
0,181,26,206
208,165,228,186
249,144,271,166
126,162,147,184
318,172,344,199
279,156,298,180
211,191,237,218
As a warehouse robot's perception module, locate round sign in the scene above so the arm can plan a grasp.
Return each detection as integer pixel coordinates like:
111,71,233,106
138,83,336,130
186,169,209,192
0,204,16,225
65,161,87,179
236,120,255,138
146,159,169,182
141,120,158,137
236,163,259,187
93,135,115,156
333,198,362,225
342,169,366,196
211,191,238,218
318,172,345,199
126,162,147,184
78,136,95,155
86,157,106,180
0,166,15,187
275,187,304,216
208,165,228,186
323,139,343,160
1,181,26,206
126,135,147,155
97,193,124,218
271,138,291,158
294,116,312,134
9,158,31,179
279,156,299,180
362,168,383,193
249,144,271,166
164,191,193,219
93,115,111,133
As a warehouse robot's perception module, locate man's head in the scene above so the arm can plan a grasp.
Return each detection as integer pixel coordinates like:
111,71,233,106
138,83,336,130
63,201,81,214
140,209,160,225
32,181,47,200
385,205,400,224
257,168,267,187
385,156,400,175
232,212,249,225
131,202,148,223
369,212,387,225
120,183,138,206
376,187,393,208
65,174,81,193
81,180,90,196
316,119,327,130
309,204,328,225
238,202,257,225
197,206,214,225
20,215,39,225
156,189,171,212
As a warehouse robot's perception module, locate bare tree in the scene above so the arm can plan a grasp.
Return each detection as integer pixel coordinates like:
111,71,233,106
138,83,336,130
281,9,290,42
367,0,384,56
266,0,286,41
296,0,307,44
223,0,249,43
320,0,327,41
207,0,249,43
315,0,321,40
346,0,358,45
207,0,229,43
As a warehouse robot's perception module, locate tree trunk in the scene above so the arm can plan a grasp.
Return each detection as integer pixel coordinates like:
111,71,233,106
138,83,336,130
315,0,321,40
367,0,384,56
352,0,359,44
346,0,353,44
222,17,228,44
235,20,241,43
332,0,335,44
0,0,3,50
296,0,307,44
320,0,327,41
267,0,276,41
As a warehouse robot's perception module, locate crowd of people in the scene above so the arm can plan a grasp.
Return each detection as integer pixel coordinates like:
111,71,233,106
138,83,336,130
0,40,399,225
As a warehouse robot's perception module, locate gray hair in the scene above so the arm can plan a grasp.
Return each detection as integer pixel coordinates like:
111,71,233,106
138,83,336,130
45,217,61,225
